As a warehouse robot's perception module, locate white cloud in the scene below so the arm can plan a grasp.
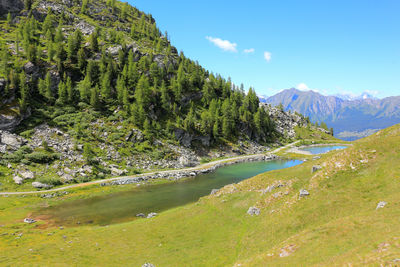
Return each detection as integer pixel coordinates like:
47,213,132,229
206,36,237,52
244,48,255,54
263,51,272,62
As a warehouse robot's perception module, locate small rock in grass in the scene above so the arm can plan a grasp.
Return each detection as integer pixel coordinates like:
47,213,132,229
136,213,146,218
147,212,158,218
210,189,219,195
247,207,260,216
142,264,156,267
376,201,387,210
299,189,310,197
312,165,322,173
23,218,36,224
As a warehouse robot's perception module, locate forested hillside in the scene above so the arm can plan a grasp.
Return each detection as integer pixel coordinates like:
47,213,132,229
0,0,329,190
0,0,276,143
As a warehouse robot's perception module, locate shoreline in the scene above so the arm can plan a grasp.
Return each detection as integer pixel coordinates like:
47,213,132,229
287,143,350,155
0,141,300,196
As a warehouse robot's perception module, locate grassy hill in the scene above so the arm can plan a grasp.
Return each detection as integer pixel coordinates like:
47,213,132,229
0,124,399,265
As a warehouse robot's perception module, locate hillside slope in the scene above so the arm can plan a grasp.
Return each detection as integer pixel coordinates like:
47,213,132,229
0,125,399,265
0,0,335,191
266,88,400,140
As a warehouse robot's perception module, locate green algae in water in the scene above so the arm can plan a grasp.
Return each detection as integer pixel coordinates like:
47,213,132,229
35,159,302,226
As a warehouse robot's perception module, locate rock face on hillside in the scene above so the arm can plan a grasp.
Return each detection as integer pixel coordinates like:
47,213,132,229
261,104,307,139
0,0,24,16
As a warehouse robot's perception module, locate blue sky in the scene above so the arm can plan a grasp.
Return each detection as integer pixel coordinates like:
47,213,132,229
127,0,400,98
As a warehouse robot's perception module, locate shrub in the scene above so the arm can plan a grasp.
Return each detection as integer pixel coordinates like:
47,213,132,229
37,177,63,186
26,152,60,163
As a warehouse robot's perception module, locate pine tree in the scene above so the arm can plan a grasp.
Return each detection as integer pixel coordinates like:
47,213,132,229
116,75,125,104
213,119,220,138
42,13,54,35
134,75,151,109
101,72,112,100
6,13,12,27
19,72,29,112
160,81,170,110
77,47,86,71
44,72,53,102
58,81,67,104
66,76,73,103
81,0,88,14
90,85,100,109
89,32,99,52
78,75,91,102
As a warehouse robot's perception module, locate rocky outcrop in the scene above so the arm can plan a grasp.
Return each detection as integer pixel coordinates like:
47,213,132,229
0,130,27,153
0,0,24,16
262,103,307,139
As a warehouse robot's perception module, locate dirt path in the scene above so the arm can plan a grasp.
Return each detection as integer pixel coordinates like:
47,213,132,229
0,141,300,195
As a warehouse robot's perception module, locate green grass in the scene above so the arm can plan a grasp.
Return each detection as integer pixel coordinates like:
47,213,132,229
1,125,400,266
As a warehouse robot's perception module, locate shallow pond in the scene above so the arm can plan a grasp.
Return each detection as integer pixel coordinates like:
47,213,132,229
300,145,347,155
35,159,302,226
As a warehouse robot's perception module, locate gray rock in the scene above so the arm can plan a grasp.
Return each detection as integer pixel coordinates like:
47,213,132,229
23,218,36,224
312,165,322,173
147,212,158,218
0,131,26,148
107,45,123,57
32,182,53,189
376,201,387,210
247,206,260,216
136,213,146,218
210,189,219,195
13,175,23,185
111,167,127,176
61,174,74,183
19,170,35,180
0,0,24,16
142,264,155,267
299,189,310,197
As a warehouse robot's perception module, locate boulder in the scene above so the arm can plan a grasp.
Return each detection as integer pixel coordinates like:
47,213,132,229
111,167,127,176
147,212,158,218
13,175,23,185
23,218,36,224
178,155,198,167
0,0,24,16
0,131,26,149
312,165,322,173
376,201,387,210
299,189,310,197
61,174,74,183
32,182,53,189
247,206,260,216
19,170,35,180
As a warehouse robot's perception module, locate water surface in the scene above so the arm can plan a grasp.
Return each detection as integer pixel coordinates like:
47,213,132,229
301,145,347,155
35,159,302,226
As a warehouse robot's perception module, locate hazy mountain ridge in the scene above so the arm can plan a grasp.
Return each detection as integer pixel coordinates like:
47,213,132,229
265,88,400,139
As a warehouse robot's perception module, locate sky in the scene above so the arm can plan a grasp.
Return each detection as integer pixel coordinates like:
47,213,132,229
127,0,400,98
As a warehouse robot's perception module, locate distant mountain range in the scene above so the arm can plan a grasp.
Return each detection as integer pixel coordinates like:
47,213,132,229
263,88,400,140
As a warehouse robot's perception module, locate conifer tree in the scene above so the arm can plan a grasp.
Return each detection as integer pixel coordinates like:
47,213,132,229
44,72,53,102
58,81,67,104
90,85,100,109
